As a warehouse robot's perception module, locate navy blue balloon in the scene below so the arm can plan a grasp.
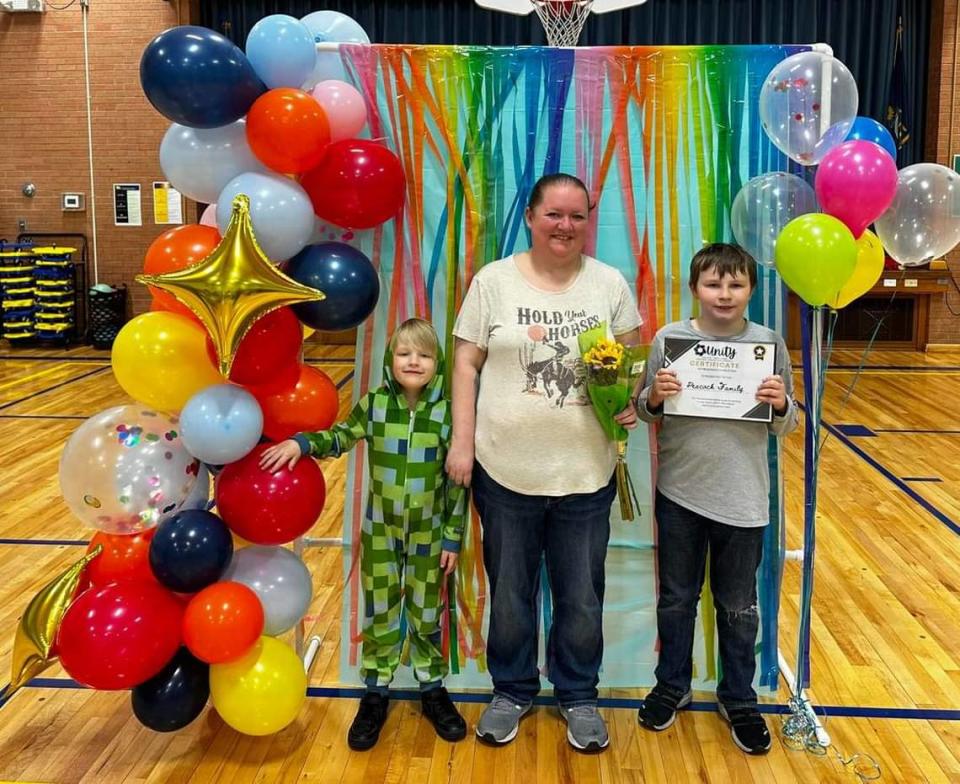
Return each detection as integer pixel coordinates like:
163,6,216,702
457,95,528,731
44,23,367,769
285,242,381,331
132,647,209,732
140,26,265,129
845,116,898,160
149,509,233,593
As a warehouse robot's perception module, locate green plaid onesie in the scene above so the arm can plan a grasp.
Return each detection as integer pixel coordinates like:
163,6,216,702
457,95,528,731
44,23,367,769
293,345,466,687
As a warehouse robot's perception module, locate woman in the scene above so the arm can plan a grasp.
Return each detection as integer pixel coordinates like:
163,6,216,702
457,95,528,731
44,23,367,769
446,173,641,753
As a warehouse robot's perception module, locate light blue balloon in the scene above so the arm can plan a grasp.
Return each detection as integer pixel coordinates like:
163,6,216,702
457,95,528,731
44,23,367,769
216,172,315,261
159,120,266,204
245,14,317,90
222,546,313,635
180,384,263,465
300,10,370,88
845,116,898,160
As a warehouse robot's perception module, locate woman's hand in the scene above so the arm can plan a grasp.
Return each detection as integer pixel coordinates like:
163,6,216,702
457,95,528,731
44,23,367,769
445,441,475,487
614,398,639,430
259,439,302,473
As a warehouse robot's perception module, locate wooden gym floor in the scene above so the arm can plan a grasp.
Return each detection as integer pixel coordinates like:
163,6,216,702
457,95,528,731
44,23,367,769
0,342,959,783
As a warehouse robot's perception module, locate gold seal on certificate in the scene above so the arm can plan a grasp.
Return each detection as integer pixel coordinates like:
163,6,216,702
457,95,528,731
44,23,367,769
662,338,777,422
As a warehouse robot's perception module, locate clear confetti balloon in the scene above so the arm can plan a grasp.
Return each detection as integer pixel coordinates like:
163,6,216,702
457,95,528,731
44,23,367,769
874,163,960,266
59,405,200,535
731,172,818,267
759,51,858,166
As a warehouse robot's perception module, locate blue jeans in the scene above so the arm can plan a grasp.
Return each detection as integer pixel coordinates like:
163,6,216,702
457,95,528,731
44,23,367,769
472,463,615,706
653,490,765,709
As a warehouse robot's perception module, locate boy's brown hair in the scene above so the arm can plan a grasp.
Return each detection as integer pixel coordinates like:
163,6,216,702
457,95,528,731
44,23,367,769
689,243,757,290
389,318,440,357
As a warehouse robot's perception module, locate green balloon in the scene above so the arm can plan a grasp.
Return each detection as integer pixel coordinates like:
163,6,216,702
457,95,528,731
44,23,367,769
775,214,858,306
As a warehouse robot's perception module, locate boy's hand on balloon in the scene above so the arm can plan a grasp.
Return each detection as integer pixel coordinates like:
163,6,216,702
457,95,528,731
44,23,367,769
259,440,302,473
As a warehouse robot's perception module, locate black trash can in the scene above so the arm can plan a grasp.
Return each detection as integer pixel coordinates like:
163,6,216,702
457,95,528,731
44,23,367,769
87,284,127,350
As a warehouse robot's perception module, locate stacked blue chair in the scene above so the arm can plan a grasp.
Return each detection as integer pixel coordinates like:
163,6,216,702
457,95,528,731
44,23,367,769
0,240,36,344
32,245,77,342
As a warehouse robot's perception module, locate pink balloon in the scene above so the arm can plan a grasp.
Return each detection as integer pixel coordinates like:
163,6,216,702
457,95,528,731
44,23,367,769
311,80,367,142
199,202,218,227
815,140,898,239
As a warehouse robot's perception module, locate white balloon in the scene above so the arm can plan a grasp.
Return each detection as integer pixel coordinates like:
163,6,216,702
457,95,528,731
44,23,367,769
300,10,370,89
159,120,267,204
216,172,315,261
223,546,314,635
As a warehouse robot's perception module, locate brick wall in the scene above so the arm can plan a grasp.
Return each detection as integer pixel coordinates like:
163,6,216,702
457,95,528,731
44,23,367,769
927,0,960,344
3,2,960,341
0,0,190,317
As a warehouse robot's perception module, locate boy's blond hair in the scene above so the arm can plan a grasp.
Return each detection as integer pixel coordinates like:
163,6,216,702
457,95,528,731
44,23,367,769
389,318,439,357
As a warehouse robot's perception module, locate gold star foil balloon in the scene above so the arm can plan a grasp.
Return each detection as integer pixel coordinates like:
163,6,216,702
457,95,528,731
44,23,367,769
136,195,324,376
1,546,102,702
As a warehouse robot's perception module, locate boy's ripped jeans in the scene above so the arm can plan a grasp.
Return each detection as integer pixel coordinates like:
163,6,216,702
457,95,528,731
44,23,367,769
653,490,765,709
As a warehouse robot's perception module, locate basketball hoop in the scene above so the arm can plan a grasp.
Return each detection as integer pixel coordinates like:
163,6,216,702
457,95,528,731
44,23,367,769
531,0,594,47
475,0,646,48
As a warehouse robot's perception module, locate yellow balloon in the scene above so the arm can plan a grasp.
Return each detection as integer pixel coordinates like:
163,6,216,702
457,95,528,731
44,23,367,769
2,547,101,702
209,636,307,736
137,194,324,377
111,311,223,412
828,229,885,309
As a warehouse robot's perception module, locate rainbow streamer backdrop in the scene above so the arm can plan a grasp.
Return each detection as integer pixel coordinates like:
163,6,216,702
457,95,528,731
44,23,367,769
333,43,806,691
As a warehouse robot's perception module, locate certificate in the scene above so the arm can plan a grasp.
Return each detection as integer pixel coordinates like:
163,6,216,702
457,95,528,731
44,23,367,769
662,337,776,422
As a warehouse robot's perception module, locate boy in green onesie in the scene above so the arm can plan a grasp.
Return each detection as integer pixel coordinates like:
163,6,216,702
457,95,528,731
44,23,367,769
260,318,467,750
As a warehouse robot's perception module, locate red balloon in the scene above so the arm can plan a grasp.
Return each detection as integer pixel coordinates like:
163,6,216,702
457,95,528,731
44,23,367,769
205,307,302,386
182,581,264,663
144,225,221,319
215,443,326,545
301,140,406,229
252,363,339,441
57,582,183,690
85,530,159,587
246,88,330,174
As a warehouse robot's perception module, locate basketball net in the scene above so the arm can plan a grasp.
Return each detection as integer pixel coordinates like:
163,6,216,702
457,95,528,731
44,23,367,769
531,0,594,47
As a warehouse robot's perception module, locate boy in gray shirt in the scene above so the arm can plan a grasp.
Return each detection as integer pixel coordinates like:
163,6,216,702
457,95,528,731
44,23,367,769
635,244,798,755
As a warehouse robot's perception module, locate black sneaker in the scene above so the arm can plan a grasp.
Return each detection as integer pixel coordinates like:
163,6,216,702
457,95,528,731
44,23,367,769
347,692,389,751
637,685,692,731
421,687,467,741
718,703,771,755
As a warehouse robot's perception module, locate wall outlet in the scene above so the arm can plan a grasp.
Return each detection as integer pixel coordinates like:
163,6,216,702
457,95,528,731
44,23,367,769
17,218,26,232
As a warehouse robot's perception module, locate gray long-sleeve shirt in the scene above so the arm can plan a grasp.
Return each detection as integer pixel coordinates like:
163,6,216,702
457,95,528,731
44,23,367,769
637,319,798,527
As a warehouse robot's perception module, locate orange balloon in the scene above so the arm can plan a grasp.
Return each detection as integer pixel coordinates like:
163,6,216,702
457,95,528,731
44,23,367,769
85,530,159,587
183,581,264,664
246,88,330,175
144,225,221,318
252,363,339,441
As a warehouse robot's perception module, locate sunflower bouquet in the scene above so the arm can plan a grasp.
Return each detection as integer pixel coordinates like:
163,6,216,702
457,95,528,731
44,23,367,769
578,323,647,521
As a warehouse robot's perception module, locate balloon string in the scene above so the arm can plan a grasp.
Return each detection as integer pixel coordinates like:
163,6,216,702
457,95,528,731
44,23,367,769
781,696,882,782
820,266,905,455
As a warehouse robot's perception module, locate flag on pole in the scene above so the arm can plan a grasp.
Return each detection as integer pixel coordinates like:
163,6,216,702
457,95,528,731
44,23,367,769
885,13,911,151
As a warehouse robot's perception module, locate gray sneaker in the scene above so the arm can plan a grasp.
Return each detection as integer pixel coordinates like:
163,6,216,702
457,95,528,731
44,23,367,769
560,703,609,752
476,694,532,745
